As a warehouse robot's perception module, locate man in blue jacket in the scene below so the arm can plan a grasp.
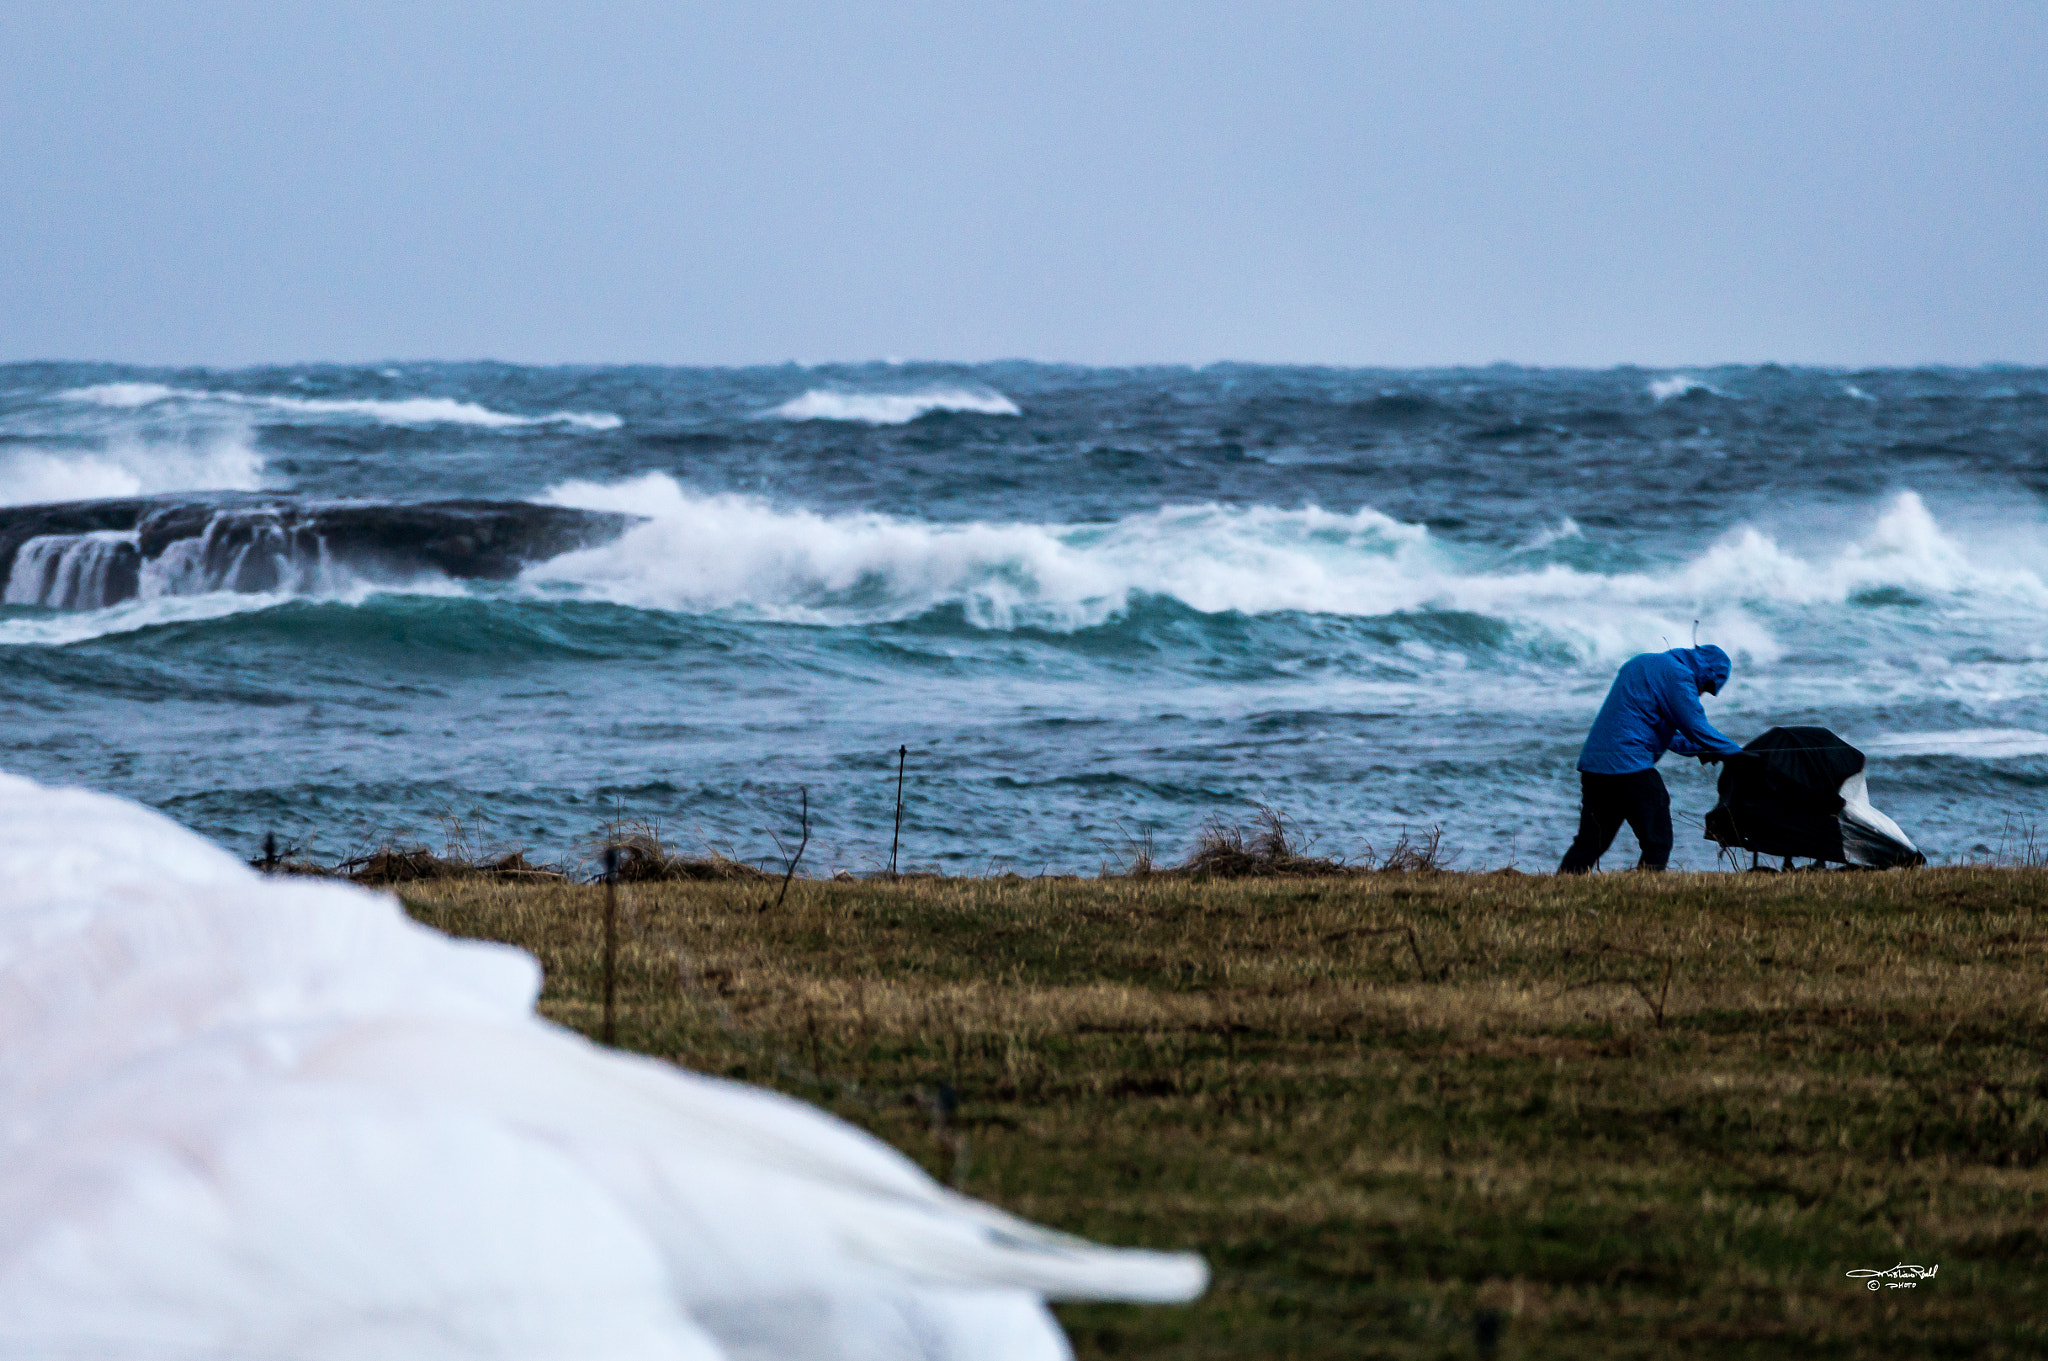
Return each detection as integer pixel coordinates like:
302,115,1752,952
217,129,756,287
1558,644,1745,873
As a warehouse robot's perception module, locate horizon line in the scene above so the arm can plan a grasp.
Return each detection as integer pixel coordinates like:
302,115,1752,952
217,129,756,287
4,355,2045,374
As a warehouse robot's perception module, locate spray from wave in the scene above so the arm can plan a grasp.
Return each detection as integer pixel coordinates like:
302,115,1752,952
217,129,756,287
526,477,2032,660
57,384,620,431
767,387,1021,425
0,433,267,506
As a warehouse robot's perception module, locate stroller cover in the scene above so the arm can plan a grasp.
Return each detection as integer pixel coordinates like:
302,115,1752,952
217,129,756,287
1703,726,1924,867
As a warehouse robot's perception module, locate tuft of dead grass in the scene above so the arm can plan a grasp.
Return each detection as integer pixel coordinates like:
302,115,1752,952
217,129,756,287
588,819,774,883
302,817,764,887
334,843,569,885
1169,804,1455,877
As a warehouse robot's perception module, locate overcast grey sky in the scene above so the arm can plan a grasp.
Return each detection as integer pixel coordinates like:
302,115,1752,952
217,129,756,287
2,2,2042,367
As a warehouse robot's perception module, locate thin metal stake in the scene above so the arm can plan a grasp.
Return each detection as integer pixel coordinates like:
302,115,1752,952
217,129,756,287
602,844,620,1045
890,744,907,875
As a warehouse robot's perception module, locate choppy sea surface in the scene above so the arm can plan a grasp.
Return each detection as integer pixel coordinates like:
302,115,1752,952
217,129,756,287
3,361,2046,872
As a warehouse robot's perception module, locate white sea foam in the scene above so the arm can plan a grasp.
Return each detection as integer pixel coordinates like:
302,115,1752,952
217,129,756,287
0,433,267,505
1843,384,1878,403
1523,517,1583,551
0,591,292,646
58,381,181,408
0,568,472,643
252,394,622,430
57,383,220,410
527,478,2037,662
58,384,620,431
1648,374,1719,402
768,386,1021,424
1862,729,2048,759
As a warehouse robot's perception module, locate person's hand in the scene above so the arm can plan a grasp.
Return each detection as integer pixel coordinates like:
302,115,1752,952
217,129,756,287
1697,751,1723,765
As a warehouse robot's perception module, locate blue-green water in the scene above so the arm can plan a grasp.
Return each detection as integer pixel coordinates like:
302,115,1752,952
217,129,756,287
4,361,2046,871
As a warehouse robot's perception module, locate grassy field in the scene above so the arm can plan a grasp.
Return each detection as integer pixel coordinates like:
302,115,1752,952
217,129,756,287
401,868,2048,1359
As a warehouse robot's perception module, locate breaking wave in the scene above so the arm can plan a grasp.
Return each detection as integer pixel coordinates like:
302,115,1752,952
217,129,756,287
0,435,266,505
1648,374,1721,402
528,476,2036,659
9,470,2034,678
58,384,620,431
767,387,1021,424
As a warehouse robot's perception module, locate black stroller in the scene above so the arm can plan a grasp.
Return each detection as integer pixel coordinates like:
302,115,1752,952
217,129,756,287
1703,726,1925,869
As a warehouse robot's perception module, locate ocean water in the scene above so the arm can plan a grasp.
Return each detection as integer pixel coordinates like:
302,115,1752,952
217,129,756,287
2,360,2046,873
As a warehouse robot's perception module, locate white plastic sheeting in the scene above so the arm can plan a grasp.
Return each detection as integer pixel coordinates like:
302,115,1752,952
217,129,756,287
0,773,1204,1360
1837,770,1920,867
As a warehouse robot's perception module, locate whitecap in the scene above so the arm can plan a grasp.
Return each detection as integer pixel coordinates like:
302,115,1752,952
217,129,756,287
1523,517,1583,551
58,385,620,431
1862,729,2048,759
252,392,618,429
768,387,1021,425
251,394,622,430
1647,374,1720,403
56,382,181,408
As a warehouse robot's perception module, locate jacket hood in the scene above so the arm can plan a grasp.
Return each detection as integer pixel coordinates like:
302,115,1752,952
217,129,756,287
1678,644,1732,695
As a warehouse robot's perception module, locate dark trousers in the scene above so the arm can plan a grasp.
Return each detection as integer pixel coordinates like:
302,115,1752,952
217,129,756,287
1558,768,1673,873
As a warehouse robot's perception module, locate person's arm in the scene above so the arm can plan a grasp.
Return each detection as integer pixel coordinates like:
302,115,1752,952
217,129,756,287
1668,733,1725,762
1661,665,1744,758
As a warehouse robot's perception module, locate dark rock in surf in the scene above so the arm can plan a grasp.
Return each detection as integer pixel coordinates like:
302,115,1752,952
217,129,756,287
0,495,633,610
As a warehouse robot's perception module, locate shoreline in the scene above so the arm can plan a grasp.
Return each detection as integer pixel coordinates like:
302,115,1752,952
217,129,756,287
261,802,1999,886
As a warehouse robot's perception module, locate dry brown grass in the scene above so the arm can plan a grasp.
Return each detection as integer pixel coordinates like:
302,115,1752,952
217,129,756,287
1159,804,1455,878
401,868,2048,1359
591,820,774,883
292,815,770,886
338,845,570,885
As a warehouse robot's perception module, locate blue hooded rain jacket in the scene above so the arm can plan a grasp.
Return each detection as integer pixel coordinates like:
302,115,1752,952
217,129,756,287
1577,645,1744,775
